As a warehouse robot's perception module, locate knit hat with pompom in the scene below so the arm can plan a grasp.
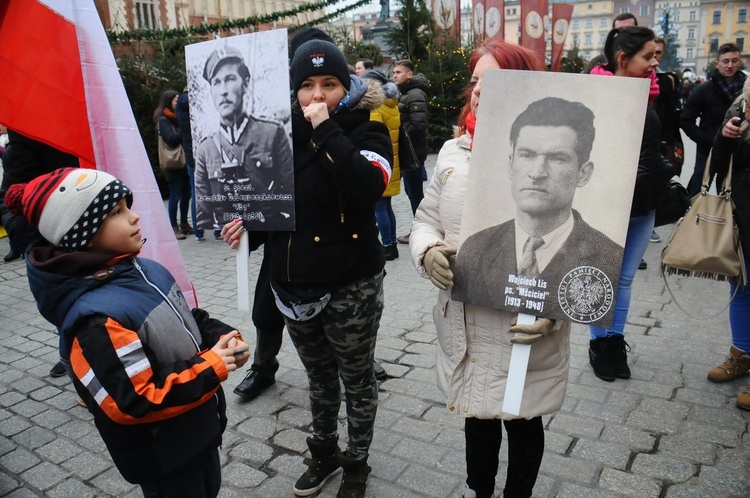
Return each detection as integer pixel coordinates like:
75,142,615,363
5,168,132,251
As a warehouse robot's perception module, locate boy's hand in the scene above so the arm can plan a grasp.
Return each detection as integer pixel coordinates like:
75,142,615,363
226,332,251,369
211,331,242,371
220,218,244,250
302,102,330,129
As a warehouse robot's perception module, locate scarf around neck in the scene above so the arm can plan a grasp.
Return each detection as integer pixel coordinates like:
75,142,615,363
162,107,178,124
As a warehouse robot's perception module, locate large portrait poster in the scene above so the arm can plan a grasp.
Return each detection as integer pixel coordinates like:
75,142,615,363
452,70,649,327
185,29,294,232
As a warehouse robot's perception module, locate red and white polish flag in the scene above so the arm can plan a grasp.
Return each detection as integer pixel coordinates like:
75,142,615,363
0,0,197,306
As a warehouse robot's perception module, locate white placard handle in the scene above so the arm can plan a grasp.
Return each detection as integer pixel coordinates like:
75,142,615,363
236,230,251,311
501,313,536,416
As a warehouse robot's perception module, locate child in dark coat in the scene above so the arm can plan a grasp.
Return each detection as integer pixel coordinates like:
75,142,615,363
6,168,249,497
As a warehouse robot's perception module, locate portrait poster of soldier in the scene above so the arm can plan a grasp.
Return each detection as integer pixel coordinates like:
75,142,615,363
452,70,649,327
185,29,294,232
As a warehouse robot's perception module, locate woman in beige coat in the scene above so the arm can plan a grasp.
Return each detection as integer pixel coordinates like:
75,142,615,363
409,40,570,498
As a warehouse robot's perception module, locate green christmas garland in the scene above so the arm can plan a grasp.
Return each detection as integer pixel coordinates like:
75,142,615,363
107,0,371,44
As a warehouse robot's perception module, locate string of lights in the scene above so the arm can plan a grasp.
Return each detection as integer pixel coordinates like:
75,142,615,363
106,0,371,44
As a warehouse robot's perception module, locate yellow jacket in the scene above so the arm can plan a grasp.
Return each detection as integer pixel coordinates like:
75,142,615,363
371,97,401,197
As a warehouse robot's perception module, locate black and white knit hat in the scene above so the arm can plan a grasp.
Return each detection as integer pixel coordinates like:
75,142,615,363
5,168,133,250
290,39,351,92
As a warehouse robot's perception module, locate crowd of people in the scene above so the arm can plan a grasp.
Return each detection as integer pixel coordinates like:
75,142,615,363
1,21,748,498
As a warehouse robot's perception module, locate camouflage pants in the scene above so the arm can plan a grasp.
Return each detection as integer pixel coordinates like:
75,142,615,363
284,271,384,460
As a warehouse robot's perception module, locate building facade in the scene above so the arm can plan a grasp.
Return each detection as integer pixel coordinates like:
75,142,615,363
96,0,322,32
697,0,748,73
563,0,614,62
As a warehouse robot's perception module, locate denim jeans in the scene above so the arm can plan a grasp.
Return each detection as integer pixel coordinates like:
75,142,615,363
167,169,191,227
590,210,655,339
730,255,750,353
375,197,397,246
401,159,425,216
687,151,711,197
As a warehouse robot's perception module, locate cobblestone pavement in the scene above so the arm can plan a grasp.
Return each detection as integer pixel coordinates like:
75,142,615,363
1,151,749,497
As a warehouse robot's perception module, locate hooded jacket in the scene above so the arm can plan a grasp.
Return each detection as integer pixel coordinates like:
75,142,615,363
26,246,235,483
261,77,392,291
398,73,430,159
371,81,402,197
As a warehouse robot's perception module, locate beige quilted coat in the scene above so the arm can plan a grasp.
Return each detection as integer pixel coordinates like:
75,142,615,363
410,134,571,420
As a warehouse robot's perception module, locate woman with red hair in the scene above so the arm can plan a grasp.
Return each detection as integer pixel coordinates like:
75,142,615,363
410,40,568,498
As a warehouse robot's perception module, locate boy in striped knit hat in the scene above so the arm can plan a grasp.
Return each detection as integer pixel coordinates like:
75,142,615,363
6,167,249,496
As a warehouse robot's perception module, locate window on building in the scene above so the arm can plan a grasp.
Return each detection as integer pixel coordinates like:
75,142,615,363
600,18,608,27
573,19,579,29
640,6,649,16
739,8,747,23
687,28,695,39
588,4,592,10
620,7,630,14
585,33,592,44
134,0,158,29
599,33,606,44
585,51,591,60
689,10,696,21
737,37,745,52
709,38,719,54
686,48,693,58
586,18,593,28
674,11,680,22
573,33,580,44
712,10,721,24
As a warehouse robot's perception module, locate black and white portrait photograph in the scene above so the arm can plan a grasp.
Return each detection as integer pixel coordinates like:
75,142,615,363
452,70,649,327
185,29,294,232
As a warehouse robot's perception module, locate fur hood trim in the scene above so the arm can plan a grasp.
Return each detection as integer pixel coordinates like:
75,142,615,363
353,78,386,112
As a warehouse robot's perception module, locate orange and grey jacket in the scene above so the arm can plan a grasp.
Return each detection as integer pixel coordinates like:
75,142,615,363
26,246,237,483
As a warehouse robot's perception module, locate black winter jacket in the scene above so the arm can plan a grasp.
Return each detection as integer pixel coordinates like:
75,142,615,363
398,73,430,159
262,80,392,290
157,115,184,180
632,107,674,217
681,70,746,156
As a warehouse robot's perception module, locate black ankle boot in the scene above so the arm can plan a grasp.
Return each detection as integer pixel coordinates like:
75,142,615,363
589,338,615,382
337,453,370,498
390,243,399,259
609,335,631,379
293,437,341,497
383,244,395,261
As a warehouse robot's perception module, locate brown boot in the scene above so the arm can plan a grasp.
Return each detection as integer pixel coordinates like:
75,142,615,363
736,387,750,410
707,346,750,383
173,226,186,240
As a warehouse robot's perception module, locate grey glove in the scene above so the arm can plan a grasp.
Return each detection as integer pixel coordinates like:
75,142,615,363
423,245,457,290
509,316,561,345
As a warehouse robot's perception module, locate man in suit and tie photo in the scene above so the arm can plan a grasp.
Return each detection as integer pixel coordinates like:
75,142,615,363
453,97,623,324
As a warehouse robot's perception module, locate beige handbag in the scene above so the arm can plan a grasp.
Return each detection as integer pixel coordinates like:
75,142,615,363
157,134,186,171
660,151,747,318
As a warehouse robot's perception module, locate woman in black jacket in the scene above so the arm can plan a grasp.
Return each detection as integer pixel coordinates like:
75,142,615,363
588,26,673,382
223,39,392,498
154,90,192,239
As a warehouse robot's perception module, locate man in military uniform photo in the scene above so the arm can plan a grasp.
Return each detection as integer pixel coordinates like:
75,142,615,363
194,45,294,232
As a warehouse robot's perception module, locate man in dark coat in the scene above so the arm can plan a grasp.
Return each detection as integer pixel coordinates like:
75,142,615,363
393,59,429,243
681,43,745,196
